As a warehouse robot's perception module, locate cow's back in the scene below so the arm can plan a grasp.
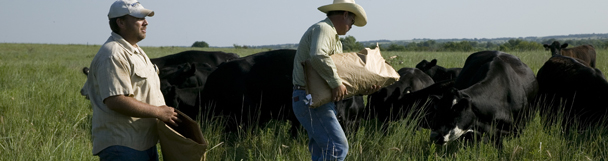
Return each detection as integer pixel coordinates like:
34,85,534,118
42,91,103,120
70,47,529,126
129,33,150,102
536,55,608,129
198,49,297,131
151,50,240,69
459,51,538,109
561,45,596,67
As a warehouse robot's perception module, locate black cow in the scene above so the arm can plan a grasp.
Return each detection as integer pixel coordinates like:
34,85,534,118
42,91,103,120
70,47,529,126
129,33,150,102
152,50,237,109
366,68,435,115
416,59,462,82
150,50,240,69
157,62,216,110
543,41,596,67
356,68,436,130
383,79,456,129
429,51,538,147
158,62,215,89
536,55,608,131
197,49,298,133
335,95,365,132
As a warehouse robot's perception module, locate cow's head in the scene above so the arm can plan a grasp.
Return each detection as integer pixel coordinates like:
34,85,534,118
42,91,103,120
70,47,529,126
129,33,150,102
429,88,475,145
416,59,438,76
543,41,569,56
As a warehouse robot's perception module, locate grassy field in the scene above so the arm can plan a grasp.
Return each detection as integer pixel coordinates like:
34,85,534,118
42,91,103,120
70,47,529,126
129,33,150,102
1,43,607,160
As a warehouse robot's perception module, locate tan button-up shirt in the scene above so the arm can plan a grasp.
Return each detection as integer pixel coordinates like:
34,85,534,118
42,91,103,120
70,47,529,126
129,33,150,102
293,18,344,89
82,32,165,154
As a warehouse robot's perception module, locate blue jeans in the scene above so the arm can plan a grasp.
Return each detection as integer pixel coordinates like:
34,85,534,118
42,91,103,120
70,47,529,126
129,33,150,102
292,89,348,161
98,145,158,161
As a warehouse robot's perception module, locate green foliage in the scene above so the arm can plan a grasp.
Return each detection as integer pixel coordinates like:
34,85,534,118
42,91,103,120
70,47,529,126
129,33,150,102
377,38,608,52
340,35,364,52
233,44,250,49
498,39,544,52
2,43,608,160
191,41,209,48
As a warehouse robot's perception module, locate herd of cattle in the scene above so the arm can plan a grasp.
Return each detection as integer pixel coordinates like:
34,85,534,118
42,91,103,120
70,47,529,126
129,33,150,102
81,41,606,147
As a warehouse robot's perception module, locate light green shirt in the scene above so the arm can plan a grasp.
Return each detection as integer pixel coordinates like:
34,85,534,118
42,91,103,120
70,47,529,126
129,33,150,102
293,18,344,89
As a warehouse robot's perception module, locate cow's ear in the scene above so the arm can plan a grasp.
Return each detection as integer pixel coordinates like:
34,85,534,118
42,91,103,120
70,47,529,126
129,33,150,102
543,44,550,50
416,60,428,68
430,95,442,110
453,93,471,111
561,43,569,48
430,59,437,67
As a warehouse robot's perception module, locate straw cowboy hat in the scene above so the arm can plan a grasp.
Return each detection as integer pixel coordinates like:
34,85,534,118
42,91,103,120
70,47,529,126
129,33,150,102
318,0,367,27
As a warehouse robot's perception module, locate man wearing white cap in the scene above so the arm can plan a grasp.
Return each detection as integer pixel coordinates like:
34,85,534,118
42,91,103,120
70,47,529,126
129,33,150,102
81,0,180,160
292,0,371,160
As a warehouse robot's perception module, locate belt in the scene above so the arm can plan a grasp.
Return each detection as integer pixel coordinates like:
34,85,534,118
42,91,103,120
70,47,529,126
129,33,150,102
293,85,306,90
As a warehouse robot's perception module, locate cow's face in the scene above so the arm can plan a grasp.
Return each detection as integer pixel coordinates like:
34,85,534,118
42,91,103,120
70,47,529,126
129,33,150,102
544,41,563,56
429,89,475,145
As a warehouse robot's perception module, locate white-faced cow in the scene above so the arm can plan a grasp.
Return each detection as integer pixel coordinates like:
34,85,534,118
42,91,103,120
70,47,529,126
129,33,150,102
543,41,596,67
429,51,538,147
536,55,608,131
416,59,462,82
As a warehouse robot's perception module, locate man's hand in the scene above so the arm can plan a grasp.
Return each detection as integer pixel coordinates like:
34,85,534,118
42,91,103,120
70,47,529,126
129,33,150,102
364,85,381,95
157,105,181,127
332,84,348,102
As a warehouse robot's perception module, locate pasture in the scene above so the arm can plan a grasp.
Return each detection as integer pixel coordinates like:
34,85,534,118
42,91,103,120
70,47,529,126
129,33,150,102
1,43,608,160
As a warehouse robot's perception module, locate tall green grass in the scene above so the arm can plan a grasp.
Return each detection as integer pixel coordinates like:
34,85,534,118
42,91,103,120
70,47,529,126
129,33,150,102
1,43,607,160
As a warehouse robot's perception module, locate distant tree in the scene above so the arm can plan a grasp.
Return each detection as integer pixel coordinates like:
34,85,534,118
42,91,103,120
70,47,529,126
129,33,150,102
233,44,249,49
442,41,473,52
485,42,498,50
192,41,209,48
499,39,543,51
387,43,406,51
340,35,364,52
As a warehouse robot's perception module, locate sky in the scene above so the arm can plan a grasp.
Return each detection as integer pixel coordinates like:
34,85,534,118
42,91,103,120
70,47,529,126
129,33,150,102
1,0,607,47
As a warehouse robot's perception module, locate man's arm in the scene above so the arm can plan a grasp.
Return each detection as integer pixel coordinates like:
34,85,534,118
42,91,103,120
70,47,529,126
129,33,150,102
104,95,180,126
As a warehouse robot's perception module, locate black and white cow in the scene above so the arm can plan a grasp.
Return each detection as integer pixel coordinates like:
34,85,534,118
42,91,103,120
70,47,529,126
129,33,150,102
416,59,462,82
536,55,608,131
429,51,538,147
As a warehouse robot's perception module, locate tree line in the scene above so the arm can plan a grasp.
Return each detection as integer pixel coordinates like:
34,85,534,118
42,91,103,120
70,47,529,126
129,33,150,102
192,34,608,52
343,36,608,52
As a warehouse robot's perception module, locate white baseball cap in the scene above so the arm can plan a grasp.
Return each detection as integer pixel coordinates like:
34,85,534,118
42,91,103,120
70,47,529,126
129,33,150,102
108,0,154,19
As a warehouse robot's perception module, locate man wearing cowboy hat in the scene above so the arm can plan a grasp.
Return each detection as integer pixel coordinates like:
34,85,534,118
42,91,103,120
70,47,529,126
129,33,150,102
292,0,371,160
81,0,181,160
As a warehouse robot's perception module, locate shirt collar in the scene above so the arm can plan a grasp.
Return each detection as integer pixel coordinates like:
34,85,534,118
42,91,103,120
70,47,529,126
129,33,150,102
111,32,141,55
322,18,340,40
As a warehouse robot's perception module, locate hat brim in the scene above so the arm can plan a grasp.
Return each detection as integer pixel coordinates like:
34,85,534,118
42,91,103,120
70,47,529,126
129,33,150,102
318,3,367,27
130,9,155,18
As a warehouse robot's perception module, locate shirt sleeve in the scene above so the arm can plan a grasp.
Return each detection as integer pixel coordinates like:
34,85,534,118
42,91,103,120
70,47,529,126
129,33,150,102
308,24,343,89
96,50,134,102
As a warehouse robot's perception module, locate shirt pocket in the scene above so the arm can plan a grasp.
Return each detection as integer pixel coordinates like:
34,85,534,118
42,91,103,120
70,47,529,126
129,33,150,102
132,66,149,88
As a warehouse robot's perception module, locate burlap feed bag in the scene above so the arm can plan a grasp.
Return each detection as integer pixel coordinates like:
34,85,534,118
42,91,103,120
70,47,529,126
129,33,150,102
303,46,400,108
158,109,208,161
